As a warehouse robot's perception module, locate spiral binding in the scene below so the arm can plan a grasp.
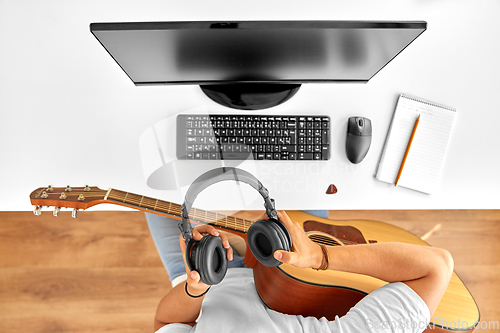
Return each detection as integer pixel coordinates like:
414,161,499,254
400,94,456,112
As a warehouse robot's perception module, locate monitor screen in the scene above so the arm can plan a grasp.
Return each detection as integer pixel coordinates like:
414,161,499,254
90,21,426,85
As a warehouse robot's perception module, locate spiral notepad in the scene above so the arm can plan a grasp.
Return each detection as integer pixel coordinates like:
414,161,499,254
375,94,457,194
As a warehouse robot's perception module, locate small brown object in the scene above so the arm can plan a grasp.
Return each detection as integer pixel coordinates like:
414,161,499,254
326,184,337,194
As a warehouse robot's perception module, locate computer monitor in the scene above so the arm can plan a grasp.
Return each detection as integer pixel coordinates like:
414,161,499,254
90,21,426,110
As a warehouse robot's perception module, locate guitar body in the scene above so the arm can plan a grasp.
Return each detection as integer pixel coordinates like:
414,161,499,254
30,187,479,332
247,211,479,333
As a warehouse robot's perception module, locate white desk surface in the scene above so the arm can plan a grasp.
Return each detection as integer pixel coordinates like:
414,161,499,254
1,0,499,212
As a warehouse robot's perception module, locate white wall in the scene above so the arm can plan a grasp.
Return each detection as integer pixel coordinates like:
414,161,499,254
1,0,499,212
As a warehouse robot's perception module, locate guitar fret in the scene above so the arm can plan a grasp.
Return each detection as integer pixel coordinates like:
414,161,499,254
153,205,164,214
214,217,223,228
206,211,217,223
123,193,128,203
171,203,181,216
154,199,158,211
142,197,156,210
234,217,244,230
109,190,125,201
192,208,207,223
139,196,144,207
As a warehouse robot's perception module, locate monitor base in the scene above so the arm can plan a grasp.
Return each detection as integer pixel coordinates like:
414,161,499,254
200,83,301,110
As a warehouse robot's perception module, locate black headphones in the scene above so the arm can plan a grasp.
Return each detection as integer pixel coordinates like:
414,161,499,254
178,167,292,285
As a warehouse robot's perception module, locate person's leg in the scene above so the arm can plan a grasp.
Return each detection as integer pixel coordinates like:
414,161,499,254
145,213,187,283
301,210,329,219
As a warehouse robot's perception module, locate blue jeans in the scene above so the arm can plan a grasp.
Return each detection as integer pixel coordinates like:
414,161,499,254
146,210,329,282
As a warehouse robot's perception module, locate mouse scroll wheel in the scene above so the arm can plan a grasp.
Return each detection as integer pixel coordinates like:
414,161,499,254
358,118,364,127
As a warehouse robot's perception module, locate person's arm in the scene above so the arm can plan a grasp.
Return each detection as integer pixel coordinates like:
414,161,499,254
153,225,233,331
272,211,454,317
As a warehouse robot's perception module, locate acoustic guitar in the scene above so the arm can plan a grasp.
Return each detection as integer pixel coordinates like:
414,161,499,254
30,186,479,333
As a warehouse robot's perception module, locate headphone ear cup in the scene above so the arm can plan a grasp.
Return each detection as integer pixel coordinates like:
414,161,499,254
270,218,292,250
185,238,197,272
247,219,291,267
189,235,228,285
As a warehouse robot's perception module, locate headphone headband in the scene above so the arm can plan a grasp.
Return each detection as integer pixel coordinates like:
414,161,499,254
179,167,277,243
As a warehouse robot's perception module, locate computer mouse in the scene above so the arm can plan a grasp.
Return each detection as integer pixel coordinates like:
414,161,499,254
346,117,372,164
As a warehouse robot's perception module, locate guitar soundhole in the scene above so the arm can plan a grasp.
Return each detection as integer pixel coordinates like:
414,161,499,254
308,233,342,246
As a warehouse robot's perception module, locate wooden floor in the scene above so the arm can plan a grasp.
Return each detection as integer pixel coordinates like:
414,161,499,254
0,210,499,333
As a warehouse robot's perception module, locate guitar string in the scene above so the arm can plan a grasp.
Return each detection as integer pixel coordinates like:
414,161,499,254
116,192,356,241
43,192,364,244
60,191,242,228
50,193,250,229
107,194,251,231
44,191,250,232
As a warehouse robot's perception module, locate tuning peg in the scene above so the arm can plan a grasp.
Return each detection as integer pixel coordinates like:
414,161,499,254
33,206,42,216
46,185,53,192
72,208,78,219
53,207,60,217
84,185,91,192
65,186,72,192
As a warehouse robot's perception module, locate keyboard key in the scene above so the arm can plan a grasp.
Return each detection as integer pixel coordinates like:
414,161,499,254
322,145,330,160
281,145,297,152
322,130,329,143
298,152,313,160
221,152,252,160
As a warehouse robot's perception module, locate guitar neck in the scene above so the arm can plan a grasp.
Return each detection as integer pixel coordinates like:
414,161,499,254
106,189,252,233
30,186,252,235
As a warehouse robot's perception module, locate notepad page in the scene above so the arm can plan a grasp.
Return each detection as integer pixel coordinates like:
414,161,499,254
375,95,456,194
375,97,421,184
397,98,456,194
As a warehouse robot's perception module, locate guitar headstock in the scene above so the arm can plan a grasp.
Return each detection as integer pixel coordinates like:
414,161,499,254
30,185,107,217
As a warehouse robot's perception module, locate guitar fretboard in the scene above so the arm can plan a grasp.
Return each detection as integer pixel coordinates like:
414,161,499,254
106,189,252,233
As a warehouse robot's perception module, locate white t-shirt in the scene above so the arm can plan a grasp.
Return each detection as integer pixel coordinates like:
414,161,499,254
156,268,430,333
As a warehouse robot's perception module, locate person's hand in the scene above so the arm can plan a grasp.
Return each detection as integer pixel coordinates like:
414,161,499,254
259,211,323,269
179,225,233,293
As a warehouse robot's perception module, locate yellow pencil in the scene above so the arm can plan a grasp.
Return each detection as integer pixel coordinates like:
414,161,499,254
395,115,420,186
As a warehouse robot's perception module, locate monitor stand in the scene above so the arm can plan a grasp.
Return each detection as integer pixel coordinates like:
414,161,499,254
200,83,301,110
